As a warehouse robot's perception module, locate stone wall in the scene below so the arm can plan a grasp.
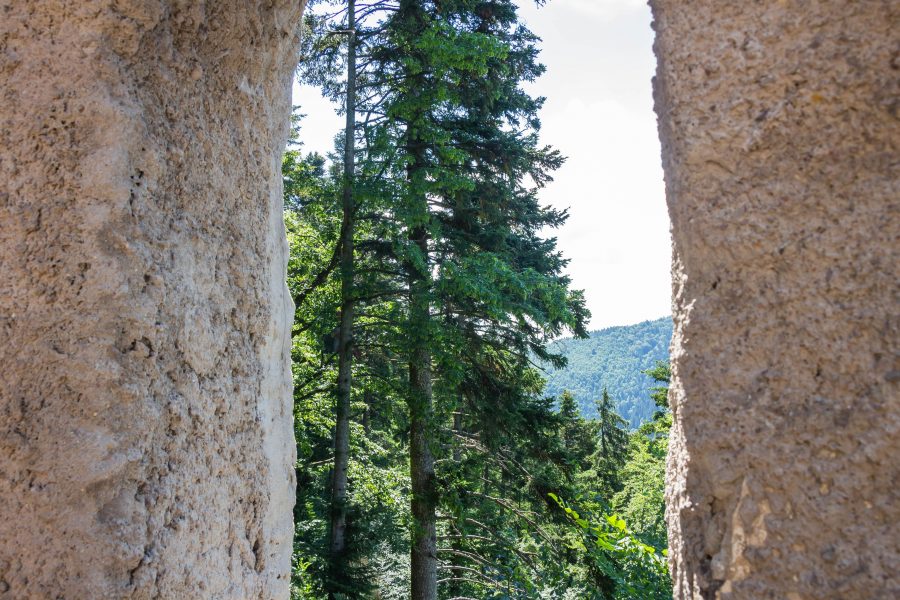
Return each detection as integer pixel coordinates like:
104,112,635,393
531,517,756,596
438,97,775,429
0,1,303,597
652,1,899,598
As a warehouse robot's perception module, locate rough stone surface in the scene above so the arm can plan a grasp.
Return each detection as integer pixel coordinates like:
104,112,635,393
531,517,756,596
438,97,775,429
652,1,899,598
0,1,303,597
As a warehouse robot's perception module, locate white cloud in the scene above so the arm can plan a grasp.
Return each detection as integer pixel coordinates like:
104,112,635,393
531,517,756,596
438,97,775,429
554,0,648,22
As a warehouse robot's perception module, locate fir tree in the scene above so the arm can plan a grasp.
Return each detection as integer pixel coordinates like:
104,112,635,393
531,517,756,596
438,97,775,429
591,388,629,501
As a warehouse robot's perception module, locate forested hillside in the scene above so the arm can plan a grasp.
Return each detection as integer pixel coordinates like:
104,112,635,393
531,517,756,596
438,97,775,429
544,317,673,427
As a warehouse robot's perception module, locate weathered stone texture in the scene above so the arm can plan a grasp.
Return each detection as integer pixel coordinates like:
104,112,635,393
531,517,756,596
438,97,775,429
652,1,899,598
0,1,303,597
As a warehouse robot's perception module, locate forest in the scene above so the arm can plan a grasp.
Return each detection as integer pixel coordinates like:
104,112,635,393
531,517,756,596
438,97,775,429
285,1,671,598
543,318,673,428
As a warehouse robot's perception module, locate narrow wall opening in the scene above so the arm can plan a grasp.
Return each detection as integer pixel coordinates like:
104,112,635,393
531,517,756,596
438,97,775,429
283,1,676,598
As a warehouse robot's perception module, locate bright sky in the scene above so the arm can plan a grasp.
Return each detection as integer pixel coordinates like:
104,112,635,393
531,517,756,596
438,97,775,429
291,0,671,330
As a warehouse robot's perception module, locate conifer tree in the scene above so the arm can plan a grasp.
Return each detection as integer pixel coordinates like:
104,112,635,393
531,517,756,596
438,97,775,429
560,390,599,474
592,388,629,500
292,1,590,597
329,0,358,576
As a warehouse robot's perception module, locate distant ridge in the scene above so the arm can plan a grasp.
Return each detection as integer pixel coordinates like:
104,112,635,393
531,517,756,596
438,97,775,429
544,316,673,428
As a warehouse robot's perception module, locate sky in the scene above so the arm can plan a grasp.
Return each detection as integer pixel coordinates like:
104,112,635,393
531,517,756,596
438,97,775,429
291,0,671,331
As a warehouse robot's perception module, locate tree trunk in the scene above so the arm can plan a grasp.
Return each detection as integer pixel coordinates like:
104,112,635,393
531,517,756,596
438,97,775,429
447,410,464,599
407,199,437,598
329,0,357,570
408,259,437,600
402,2,437,594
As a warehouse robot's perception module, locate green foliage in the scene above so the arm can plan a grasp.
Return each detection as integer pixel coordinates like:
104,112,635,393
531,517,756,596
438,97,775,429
544,318,673,427
548,493,670,600
583,389,630,501
611,418,670,550
643,360,671,411
546,365,672,598
612,361,672,551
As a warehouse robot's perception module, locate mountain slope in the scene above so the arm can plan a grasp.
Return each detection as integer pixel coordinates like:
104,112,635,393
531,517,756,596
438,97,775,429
543,317,673,427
